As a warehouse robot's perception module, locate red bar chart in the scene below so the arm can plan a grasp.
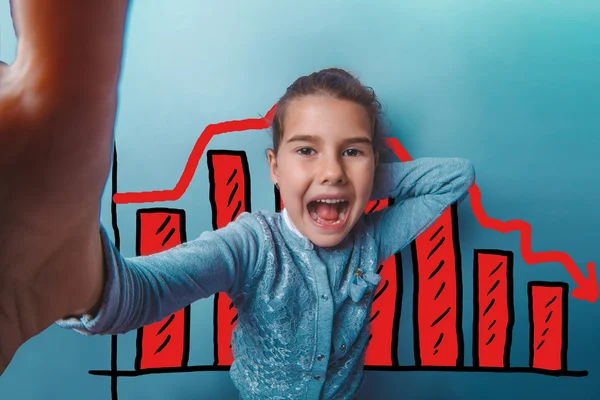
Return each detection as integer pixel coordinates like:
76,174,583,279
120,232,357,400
88,113,588,400
119,149,582,378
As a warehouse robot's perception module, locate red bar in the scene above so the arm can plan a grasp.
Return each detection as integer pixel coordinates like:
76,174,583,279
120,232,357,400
412,205,463,366
529,282,568,371
364,199,401,367
473,250,514,368
208,150,251,366
135,209,190,370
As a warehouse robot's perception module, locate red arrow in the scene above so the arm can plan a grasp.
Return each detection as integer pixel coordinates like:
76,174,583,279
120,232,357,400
467,184,597,302
112,105,598,303
386,137,598,303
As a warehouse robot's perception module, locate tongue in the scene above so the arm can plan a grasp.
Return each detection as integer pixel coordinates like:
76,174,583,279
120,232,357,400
314,202,340,221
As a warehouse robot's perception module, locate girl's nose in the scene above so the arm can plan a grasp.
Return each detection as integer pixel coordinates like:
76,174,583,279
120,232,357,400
319,156,346,185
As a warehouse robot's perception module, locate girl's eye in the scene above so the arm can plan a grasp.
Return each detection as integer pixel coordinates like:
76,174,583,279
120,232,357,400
297,147,315,156
343,148,362,157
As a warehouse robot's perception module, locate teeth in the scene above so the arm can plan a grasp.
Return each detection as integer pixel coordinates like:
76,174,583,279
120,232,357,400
316,199,345,204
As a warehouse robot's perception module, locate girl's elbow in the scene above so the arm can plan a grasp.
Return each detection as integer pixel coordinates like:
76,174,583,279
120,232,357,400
456,158,476,187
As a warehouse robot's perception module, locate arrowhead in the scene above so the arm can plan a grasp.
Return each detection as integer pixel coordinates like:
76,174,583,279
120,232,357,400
571,262,598,303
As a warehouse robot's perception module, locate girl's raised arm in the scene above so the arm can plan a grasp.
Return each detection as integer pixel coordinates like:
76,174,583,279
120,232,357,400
364,158,475,263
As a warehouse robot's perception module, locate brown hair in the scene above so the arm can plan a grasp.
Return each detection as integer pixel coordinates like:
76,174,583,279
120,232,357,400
268,68,389,158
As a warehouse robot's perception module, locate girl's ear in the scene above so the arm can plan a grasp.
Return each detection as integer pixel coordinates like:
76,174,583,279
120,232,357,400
267,148,279,186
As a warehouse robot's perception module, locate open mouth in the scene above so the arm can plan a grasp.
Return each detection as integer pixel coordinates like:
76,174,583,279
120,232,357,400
307,199,350,226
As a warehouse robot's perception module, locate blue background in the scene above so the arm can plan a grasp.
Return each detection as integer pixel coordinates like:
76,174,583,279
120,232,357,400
1,1,599,399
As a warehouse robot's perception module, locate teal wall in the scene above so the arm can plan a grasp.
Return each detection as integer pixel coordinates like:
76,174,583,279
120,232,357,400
1,1,599,399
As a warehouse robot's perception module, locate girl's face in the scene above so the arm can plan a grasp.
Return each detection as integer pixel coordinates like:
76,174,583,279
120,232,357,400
267,95,378,248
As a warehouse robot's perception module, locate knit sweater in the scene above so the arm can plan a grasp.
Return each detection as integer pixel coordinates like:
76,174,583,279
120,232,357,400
57,157,475,399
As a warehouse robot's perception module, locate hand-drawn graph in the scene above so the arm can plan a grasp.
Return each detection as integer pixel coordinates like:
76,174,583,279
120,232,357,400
89,105,595,399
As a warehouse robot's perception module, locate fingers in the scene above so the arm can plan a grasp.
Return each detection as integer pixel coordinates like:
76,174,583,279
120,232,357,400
9,0,130,98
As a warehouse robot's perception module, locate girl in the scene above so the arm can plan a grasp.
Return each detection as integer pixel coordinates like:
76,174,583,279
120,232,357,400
57,68,475,399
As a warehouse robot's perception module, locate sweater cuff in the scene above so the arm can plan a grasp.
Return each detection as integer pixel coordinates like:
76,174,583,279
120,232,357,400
54,223,121,335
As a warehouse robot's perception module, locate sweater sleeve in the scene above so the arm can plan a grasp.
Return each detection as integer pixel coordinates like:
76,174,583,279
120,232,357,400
364,157,475,264
55,211,266,335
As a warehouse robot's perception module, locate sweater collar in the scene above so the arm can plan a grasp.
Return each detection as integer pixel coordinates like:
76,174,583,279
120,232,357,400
281,208,314,250
282,208,303,238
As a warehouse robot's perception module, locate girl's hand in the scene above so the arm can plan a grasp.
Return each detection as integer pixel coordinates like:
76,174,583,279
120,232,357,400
0,0,129,375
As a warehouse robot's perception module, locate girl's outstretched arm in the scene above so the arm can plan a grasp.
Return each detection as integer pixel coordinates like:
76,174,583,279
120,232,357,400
57,213,266,335
364,158,475,263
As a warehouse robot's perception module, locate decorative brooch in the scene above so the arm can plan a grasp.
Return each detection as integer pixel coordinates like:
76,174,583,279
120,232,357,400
348,268,381,302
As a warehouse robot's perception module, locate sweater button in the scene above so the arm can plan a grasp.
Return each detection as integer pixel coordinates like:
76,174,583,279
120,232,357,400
340,344,346,352
321,294,329,300
317,354,324,361
314,375,321,381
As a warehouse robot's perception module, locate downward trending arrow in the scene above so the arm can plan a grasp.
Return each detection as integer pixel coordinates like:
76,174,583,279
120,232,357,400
385,138,598,303
468,184,598,303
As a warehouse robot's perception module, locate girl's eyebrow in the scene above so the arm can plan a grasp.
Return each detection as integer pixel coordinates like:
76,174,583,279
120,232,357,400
286,134,318,144
344,137,372,145
285,135,372,145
